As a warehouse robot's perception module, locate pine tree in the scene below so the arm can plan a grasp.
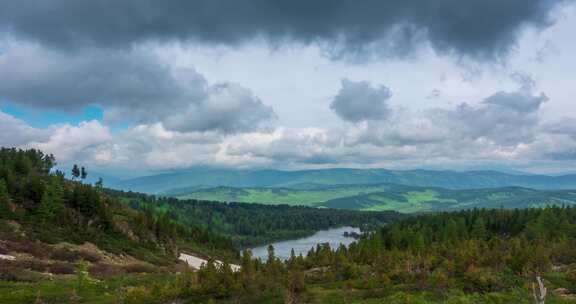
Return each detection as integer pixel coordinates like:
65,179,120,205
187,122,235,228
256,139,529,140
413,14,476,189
95,177,103,189
266,244,276,265
36,177,64,221
71,164,80,180
471,218,487,240
0,179,11,218
285,267,306,304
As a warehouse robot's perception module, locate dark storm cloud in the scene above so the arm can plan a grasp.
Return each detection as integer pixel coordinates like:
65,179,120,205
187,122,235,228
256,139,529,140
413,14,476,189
330,79,392,123
0,0,568,60
0,44,275,134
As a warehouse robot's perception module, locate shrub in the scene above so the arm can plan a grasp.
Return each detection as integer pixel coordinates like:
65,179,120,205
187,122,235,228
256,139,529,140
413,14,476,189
50,247,101,263
0,243,8,254
76,250,101,263
7,241,51,259
0,267,45,282
12,259,50,272
88,263,125,279
49,262,75,275
124,263,158,274
50,248,79,262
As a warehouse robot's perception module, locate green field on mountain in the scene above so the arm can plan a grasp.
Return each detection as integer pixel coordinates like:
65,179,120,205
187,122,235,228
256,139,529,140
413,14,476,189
172,183,576,213
170,184,395,206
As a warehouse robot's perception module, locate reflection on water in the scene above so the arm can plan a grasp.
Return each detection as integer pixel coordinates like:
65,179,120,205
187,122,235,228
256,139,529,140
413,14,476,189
250,226,360,261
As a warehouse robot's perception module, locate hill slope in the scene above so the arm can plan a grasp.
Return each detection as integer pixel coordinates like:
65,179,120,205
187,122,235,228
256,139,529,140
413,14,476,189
0,148,237,275
171,183,576,213
113,168,576,194
322,185,576,213
170,184,396,206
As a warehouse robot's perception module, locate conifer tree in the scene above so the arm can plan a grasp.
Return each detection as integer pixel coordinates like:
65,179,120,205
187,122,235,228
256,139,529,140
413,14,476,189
95,177,103,189
0,179,11,218
36,177,64,221
471,218,487,240
71,164,80,180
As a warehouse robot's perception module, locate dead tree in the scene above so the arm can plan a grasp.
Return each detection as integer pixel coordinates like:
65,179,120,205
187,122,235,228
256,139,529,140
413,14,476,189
532,276,547,304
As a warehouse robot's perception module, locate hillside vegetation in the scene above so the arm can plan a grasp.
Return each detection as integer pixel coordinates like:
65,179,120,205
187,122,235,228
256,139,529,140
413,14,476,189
170,183,576,213
114,190,403,247
3,148,576,303
5,206,576,303
169,184,395,206
0,148,236,279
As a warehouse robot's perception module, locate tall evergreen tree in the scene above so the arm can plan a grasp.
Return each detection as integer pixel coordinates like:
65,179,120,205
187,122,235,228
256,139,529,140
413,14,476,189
36,177,64,221
471,218,487,240
0,179,11,218
71,164,80,180
95,177,103,189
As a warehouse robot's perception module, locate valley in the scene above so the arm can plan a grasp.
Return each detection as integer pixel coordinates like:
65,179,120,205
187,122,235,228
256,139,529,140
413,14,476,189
2,148,576,303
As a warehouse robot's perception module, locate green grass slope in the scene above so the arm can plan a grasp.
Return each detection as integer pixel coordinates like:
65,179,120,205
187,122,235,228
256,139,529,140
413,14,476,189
322,186,576,213
172,184,396,206
172,183,576,213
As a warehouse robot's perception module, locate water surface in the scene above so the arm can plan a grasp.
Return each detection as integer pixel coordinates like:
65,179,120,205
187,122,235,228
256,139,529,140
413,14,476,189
250,226,360,261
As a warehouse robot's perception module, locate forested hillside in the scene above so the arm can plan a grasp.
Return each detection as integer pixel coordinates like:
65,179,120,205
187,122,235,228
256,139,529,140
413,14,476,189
112,190,403,247
103,207,576,303
6,206,574,303
0,148,236,278
114,168,576,194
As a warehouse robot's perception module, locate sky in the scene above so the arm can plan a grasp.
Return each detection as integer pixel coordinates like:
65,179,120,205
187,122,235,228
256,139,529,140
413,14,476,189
1,0,576,176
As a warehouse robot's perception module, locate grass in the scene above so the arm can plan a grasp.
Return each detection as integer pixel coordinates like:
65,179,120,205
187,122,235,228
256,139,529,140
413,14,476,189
174,183,576,214
0,274,180,304
2,271,575,304
178,185,394,206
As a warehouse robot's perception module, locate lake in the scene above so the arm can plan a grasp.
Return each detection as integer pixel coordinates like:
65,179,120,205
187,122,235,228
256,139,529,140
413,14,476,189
250,226,361,261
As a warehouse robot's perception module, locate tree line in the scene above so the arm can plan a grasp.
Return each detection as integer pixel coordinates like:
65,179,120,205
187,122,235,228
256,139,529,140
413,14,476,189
108,189,404,247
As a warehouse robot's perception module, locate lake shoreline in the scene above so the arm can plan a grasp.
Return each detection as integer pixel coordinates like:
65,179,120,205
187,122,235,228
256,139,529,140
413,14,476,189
249,226,361,261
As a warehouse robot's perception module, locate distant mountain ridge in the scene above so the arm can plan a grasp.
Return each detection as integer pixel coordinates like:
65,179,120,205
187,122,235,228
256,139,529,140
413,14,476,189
110,168,576,194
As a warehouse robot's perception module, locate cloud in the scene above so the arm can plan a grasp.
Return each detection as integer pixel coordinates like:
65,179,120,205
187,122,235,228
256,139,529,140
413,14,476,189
0,42,276,133
0,0,569,61
431,89,548,145
542,118,576,139
0,110,49,146
330,79,392,123
2,111,576,173
426,89,442,99
328,78,548,147
163,83,276,133
30,120,112,164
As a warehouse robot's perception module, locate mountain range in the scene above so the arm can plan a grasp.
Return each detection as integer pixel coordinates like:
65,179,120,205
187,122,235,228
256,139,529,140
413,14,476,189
110,168,576,194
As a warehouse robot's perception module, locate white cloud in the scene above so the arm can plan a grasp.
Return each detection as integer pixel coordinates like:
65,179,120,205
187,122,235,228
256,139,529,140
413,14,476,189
0,41,276,134
0,111,49,146
29,120,112,164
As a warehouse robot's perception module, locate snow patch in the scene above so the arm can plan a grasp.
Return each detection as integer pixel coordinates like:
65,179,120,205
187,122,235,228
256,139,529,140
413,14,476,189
178,253,240,271
0,254,15,261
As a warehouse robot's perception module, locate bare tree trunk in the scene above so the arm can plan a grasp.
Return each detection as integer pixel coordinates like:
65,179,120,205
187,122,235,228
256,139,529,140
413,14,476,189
532,276,547,304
